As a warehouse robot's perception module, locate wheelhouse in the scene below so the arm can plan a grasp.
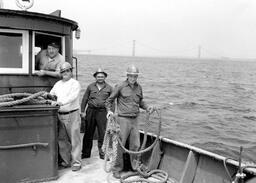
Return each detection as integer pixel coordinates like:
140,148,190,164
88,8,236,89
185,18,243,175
0,9,79,94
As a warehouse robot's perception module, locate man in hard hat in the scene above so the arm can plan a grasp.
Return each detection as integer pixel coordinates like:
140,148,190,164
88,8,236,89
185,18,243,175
80,68,113,160
35,42,65,78
50,62,82,171
105,65,154,179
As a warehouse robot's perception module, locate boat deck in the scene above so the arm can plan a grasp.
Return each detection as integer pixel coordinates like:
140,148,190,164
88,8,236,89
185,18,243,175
45,140,120,183
44,139,176,183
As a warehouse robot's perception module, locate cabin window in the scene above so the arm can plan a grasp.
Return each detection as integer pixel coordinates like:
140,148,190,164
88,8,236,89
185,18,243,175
33,32,65,72
0,29,29,74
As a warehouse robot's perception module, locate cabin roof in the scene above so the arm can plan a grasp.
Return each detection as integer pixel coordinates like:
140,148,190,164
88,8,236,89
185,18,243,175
0,8,78,31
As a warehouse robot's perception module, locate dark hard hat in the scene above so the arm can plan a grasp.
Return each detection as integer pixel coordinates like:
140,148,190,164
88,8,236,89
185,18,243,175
48,42,60,49
93,68,107,77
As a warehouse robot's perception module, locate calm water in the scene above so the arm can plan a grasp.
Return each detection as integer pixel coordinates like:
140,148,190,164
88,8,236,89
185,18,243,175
75,54,256,162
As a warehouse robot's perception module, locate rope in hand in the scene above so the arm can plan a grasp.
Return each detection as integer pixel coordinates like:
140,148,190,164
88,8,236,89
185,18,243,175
102,109,169,183
102,115,120,173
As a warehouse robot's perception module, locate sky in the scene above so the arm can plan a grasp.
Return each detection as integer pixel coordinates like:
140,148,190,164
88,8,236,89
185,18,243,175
2,0,256,58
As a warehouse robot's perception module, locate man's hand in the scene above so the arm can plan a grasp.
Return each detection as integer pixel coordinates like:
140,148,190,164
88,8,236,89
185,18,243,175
106,111,114,119
146,106,155,114
42,91,49,98
35,70,45,77
80,112,86,119
51,101,63,106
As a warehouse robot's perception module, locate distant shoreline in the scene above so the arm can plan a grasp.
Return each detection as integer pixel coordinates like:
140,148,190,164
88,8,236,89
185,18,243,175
73,53,256,62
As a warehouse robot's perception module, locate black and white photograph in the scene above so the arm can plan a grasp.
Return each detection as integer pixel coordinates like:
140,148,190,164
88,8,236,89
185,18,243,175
0,0,256,182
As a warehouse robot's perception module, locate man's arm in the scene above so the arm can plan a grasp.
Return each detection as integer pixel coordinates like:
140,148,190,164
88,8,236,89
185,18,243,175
35,50,45,70
81,86,90,113
139,87,154,113
105,84,120,112
37,70,61,78
109,85,115,112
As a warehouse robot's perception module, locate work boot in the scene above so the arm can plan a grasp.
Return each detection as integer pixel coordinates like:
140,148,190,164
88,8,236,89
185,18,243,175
99,148,105,159
113,171,121,179
72,164,81,171
99,152,105,160
59,162,70,168
81,154,90,159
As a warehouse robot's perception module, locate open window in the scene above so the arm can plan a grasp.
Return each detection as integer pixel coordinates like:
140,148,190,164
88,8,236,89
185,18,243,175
0,29,29,74
32,32,65,73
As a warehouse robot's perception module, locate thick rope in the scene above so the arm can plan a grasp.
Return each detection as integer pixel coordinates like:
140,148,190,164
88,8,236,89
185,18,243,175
0,98,14,103
118,109,162,155
120,169,168,183
102,115,120,172
0,93,32,99
102,109,168,183
0,91,48,107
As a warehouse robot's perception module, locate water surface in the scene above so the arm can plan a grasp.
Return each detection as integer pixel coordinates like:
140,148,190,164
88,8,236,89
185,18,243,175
76,54,256,162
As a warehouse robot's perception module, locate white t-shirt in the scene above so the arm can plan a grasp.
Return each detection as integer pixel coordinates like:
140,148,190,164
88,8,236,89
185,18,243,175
50,78,81,112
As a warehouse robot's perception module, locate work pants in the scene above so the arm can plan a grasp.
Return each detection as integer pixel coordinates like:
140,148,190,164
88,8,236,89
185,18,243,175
58,110,82,166
112,116,140,172
82,107,107,158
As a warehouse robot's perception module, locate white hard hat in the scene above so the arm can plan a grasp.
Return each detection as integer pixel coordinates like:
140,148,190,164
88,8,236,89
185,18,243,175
60,62,72,73
126,65,139,75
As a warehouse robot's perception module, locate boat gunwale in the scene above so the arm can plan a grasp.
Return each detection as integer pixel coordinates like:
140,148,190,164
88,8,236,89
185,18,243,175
140,130,256,175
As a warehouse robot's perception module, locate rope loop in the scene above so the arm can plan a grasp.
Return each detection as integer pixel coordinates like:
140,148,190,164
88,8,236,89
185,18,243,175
102,109,169,183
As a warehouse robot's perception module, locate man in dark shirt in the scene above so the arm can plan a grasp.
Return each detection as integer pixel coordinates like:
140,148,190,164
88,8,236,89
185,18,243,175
80,68,113,159
105,65,154,179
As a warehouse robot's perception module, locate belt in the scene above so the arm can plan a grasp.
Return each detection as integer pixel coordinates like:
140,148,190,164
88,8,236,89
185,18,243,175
58,109,79,115
118,114,137,118
88,106,106,110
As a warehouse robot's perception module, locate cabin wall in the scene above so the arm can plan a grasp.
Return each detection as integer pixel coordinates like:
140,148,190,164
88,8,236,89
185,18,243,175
0,75,58,94
0,106,59,182
65,33,73,63
0,13,76,95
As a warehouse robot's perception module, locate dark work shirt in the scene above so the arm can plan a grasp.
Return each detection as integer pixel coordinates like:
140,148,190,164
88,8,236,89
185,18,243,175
81,82,113,112
105,80,148,117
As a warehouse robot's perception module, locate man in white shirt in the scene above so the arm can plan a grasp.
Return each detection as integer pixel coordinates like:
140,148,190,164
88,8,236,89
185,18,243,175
50,62,82,171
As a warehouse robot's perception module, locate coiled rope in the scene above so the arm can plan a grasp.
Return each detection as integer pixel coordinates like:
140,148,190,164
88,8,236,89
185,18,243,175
0,91,52,107
102,115,120,172
102,109,168,183
120,169,168,183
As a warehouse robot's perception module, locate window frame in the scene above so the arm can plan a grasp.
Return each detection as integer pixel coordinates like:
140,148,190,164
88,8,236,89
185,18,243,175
32,31,65,73
0,29,29,74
